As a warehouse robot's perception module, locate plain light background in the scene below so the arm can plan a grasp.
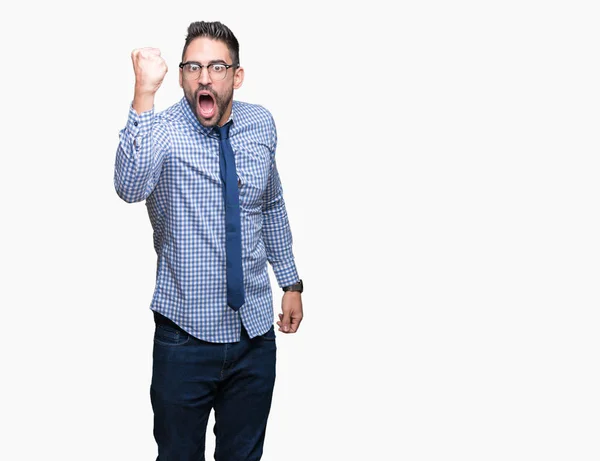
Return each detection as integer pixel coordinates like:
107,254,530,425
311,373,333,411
1,0,599,459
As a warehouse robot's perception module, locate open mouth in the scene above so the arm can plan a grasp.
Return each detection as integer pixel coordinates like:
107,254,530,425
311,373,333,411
197,91,216,119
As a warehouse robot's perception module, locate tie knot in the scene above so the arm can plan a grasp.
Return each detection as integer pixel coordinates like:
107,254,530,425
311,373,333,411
217,121,232,139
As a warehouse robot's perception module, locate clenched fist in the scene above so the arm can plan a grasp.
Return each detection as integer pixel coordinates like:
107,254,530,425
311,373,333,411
131,47,168,95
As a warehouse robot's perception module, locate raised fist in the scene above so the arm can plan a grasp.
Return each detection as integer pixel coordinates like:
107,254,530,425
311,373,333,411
131,47,168,94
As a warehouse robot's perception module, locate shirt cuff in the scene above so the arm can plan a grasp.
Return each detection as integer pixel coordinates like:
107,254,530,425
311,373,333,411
127,103,155,135
274,261,300,288
125,103,155,153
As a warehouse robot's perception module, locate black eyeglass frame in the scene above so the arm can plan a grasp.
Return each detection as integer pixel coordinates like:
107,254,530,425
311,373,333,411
178,61,239,71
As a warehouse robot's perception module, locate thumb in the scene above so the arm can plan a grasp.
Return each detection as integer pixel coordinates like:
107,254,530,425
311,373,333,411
280,309,291,333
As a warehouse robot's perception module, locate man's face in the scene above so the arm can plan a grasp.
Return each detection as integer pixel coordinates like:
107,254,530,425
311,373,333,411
180,37,244,128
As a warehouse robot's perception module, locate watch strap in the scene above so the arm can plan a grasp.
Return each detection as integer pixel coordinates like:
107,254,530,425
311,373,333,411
282,279,303,293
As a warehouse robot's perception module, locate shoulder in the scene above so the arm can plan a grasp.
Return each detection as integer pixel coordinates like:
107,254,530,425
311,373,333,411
149,99,190,143
232,100,277,152
155,100,185,125
233,100,276,129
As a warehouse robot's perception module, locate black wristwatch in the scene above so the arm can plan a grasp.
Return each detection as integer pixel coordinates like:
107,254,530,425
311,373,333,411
282,279,303,293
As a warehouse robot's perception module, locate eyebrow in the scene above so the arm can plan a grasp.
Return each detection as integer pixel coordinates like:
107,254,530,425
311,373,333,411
185,59,228,65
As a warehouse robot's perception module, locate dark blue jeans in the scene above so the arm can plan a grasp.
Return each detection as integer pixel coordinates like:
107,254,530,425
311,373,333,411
150,312,277,461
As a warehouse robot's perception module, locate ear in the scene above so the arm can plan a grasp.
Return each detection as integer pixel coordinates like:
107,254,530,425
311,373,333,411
233,66,244,90
179,68,183,88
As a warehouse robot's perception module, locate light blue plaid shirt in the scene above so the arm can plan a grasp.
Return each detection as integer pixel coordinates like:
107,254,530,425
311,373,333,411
114,97,300,342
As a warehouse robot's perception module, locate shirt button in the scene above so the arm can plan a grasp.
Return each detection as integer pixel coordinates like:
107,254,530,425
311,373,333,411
134,121,138,126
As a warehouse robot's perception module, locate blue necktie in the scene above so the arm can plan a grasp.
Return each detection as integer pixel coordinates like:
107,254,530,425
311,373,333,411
217,121,245,311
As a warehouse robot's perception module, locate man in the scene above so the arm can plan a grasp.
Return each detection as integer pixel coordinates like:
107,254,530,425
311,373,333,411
113,21,303,461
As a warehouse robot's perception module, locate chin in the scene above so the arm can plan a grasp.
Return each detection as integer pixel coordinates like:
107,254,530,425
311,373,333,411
198,117,218,128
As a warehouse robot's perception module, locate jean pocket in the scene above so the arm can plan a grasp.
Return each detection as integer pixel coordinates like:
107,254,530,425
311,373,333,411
261,325,276,341
154,322,190,346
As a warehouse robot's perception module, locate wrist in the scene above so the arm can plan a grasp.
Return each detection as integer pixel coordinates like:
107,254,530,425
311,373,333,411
132,89,156,115
134,82,158,96
282,279,303,294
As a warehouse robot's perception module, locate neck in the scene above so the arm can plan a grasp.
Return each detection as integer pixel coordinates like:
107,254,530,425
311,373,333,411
218,101,234,127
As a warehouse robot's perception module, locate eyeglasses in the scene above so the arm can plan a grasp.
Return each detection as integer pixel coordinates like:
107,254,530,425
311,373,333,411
178,61,238,81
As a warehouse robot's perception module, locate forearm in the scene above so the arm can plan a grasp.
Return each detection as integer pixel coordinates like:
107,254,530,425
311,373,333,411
263,207,300,287
262,167,299,287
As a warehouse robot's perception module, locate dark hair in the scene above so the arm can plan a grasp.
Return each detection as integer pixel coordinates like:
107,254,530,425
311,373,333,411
182,21,240,66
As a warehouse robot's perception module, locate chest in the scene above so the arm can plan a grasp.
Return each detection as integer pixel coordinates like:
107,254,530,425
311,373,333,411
166,133,272,207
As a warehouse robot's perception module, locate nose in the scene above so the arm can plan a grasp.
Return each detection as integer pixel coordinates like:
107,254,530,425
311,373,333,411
198,66,212,85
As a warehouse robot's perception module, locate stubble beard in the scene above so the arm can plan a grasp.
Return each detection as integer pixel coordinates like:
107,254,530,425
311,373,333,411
184,84,233,128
